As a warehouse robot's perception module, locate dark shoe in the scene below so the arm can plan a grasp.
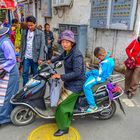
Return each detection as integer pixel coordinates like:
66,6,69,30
124,90,129,95
127,93,133,99
54,129,69,136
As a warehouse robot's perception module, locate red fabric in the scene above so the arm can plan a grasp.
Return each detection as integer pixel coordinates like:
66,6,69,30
124,58,136,69
126,39,140,66
10,31,16,45
0,0,15,10
112,84,122,94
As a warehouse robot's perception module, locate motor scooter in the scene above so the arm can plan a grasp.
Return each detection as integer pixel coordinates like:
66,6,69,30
10,62,125,126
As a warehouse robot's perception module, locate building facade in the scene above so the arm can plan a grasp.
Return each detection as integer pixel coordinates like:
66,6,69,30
17,0,140,63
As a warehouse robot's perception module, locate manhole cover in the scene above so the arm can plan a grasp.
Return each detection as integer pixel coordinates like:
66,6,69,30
28,123,80,140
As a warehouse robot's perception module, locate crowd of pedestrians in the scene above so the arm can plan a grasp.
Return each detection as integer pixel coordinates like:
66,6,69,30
0,15,54,126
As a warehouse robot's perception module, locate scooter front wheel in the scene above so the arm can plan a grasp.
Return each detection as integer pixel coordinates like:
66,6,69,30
11,106,35,126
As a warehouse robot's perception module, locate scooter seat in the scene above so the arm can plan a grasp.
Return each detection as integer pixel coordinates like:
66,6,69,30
79,81,108,97
92,81,108,93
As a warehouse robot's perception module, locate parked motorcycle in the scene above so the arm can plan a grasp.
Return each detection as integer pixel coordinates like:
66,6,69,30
10,62,125,126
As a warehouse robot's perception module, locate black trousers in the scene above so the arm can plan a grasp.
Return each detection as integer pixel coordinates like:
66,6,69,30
46,48,53,60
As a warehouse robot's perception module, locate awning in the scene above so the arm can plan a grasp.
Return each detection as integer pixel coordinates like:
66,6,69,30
0,0,15,10
17,0,29,3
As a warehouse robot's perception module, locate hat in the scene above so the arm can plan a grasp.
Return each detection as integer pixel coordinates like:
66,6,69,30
58,30,76,44
0,22,9,36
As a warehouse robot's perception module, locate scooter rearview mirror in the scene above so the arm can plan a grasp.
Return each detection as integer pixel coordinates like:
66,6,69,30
54,61,62,69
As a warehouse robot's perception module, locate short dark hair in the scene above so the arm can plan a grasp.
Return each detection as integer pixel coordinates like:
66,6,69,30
12,18,19,24
26,16,36,24
44,23,50,28
94,47,105,57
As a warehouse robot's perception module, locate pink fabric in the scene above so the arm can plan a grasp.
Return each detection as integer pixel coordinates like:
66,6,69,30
10,31,16,45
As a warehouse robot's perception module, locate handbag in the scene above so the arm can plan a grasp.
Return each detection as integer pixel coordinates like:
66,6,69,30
124,58,136,69
0,68,7,79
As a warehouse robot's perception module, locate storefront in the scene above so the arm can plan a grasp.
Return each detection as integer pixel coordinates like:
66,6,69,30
0,0,15,23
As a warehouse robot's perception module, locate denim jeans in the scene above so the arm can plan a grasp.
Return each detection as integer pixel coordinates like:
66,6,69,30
22,58,38,86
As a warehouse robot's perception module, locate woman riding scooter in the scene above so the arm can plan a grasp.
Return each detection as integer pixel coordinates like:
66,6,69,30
48,30,85,136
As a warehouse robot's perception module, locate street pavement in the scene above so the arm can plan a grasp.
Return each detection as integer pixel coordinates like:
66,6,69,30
0,78,140,140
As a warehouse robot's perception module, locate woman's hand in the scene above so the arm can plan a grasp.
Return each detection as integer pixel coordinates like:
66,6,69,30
51,74,61,79
47,60,52,64
38,60,43,65
48,40,51,45
86,62,90,68
131,57,135,61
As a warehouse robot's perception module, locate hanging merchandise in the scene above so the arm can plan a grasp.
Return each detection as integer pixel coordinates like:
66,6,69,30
0,9,7,22
24,3,33,17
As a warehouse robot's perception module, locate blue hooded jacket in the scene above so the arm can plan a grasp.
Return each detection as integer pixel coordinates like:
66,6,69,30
86,52,115,82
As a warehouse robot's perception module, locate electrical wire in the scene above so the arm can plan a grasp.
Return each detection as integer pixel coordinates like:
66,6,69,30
69,0,74,9
53,7,58,15
57,7,65,18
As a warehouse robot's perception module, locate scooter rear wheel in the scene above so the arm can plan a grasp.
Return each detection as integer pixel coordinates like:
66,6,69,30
11,106,35,126
97,100,116,120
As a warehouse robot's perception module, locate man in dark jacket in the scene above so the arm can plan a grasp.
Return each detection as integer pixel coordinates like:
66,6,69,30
19,16,45,86
44,23,54,60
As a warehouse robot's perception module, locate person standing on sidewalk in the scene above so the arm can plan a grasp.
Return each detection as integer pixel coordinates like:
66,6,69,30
125,36,140,99
19,16,45,86
44,23,54,60
0,23,19,125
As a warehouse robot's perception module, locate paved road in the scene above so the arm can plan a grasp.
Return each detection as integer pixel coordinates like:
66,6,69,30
0,68,140,140
0,90,140,140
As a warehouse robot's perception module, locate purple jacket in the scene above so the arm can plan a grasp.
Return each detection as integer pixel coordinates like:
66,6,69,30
0,36,16,72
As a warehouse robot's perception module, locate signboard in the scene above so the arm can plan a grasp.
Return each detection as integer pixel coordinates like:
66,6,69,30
110,0,137,30
17,0,29,3
41,0,52,17
41,0,49,17
90,0,109,28
0,0,15,10
90,0,137,30
24,3,33,16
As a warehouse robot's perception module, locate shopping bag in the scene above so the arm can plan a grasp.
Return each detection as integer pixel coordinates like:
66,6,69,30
50,79,61,107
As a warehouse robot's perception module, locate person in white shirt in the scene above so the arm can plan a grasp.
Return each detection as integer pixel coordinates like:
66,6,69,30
19,16,46,86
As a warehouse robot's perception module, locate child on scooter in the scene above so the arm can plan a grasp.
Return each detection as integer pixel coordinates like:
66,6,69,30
83,47,115,113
